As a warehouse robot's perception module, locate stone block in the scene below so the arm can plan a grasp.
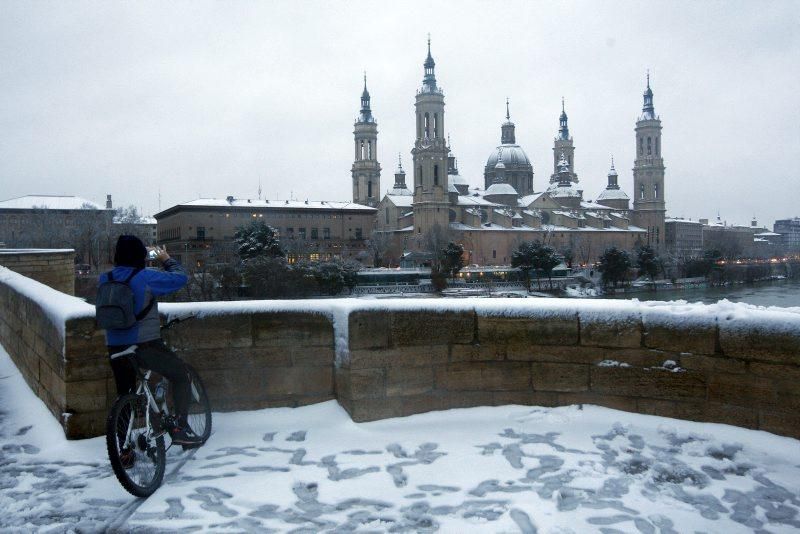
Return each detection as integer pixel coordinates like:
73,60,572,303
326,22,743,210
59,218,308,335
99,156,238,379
636,398,759,429
680,354,746,375
344,398,404,422
349,346,449,369
759,409,800,439
39,360,66,404
450,343,505,362
64,355,110,382
267,366,333,397
506,345,605,364
346,368,386,400
748,361,800,382
478,314,579,348
169,315,253,350
296,394,334,407
63,409,106,440
178,347,293,370
557,392,638,412
65,379,109,412
531,362,590,392
386,366,435,397
443,390,495,409
492,390,560,408
291,346,335,367
590,366,706,400
435,361,530,391
399,392,448,416
252,312,333,348
390,310,474,346
707,373,778,408
719,322,800,364
348,311,390,350
580,313,642,348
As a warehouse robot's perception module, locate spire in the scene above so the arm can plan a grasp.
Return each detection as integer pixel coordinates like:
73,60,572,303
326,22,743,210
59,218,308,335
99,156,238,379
394,153,407,190
396,152,404,174
642,70,655,119
422,34,437,91
501,98,516,144
558,98,569,140
358,72,373,122
606,156,619,189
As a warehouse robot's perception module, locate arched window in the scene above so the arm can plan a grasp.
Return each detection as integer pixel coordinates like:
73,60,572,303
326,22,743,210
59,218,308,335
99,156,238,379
647,137,652,155
433,113,438,138
368,181,372,198
367,141,372,160
360,140,365,160
418,166,423,182
434,165,439,186
424,113,430,138
568,155,572,166
417,113,422,139
654,183,659,199
640,184,645,199
655,137,660,156
638,137,643,155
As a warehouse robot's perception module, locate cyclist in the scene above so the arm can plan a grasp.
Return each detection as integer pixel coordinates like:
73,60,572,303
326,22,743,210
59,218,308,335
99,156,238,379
100,235,202,447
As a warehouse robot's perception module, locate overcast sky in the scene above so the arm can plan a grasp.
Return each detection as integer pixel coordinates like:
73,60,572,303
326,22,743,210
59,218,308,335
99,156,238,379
1,1,798,226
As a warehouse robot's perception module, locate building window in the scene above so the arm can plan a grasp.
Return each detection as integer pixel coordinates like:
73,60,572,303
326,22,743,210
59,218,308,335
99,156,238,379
424,113,430,138
196,226,205,240
640,184,645,199
368,181,372,198
434,165,439,186
311,227,318,239
647,137,652,155
492,250,496,259
323,227,330,240
433,113,438,138
299,227,306,240
287,227,294,237
655,137,660,155
355,228,363,240
367,140,372,160
385,209,389,224
638,137,643,155
654,183,659,199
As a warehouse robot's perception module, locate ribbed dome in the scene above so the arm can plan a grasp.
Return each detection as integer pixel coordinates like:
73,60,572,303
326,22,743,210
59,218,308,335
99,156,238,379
450,172,468,186
547,182,581,198
485,145,531,168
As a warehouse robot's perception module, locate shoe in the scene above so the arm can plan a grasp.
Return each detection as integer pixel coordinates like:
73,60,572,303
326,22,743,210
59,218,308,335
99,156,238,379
169,425,203,446
119,447,135,469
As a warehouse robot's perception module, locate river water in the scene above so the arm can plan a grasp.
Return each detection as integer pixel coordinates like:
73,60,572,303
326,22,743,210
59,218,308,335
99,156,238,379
602,278,800,307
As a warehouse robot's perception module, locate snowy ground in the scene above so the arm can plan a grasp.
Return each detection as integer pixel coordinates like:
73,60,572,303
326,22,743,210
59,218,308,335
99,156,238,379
2,347,800,533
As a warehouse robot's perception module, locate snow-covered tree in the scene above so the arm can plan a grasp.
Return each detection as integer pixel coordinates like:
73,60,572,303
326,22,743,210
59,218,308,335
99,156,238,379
234,221,284,261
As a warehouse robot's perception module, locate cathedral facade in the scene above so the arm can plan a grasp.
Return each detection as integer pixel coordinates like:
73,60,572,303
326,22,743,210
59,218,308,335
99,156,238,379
360,40,666,267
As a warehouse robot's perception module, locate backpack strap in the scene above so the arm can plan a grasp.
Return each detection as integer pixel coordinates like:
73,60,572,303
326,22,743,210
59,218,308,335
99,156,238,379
122,267,155,321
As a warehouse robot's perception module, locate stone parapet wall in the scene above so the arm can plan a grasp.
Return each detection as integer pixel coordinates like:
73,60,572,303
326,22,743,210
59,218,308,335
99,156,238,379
337,301,800,440
0,249,75,295
1,268,799,441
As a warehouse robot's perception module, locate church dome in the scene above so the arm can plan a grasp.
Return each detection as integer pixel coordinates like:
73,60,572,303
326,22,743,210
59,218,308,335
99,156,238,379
485,145,531,168
485,182,518,196
597,188,629,201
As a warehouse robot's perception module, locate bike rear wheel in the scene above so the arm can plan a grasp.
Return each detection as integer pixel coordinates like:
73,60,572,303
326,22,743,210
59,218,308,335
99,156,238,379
183,364,212,444
106,393,166,498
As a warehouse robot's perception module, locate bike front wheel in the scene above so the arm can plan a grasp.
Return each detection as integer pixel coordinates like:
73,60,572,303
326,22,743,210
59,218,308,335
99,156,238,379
106,393,166,498
184,364,212,444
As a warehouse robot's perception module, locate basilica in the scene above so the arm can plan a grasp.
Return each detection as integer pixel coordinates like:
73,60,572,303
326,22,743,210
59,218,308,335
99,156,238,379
352,40,666,266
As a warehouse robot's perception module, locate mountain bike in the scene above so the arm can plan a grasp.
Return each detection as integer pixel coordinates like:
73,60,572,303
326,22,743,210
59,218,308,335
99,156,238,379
105,316,211,498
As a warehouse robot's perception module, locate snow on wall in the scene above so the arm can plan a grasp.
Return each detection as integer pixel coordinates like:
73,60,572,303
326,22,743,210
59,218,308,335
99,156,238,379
159,296,800,366
0,266,93,339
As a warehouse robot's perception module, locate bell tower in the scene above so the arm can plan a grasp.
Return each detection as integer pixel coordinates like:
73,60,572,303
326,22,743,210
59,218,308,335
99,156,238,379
631,72,666,249
411,36,450,236
351,73,381,207
551,98,578,183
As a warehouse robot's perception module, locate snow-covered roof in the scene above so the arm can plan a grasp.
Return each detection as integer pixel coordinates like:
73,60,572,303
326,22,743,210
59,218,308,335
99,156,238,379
581,200,616,210
457,195,497,207
665,218,703,225
484,183,518,196
384,194,414,208
0,195,107,210
755,231,781,237
448,184,459,194
596,189,630,201
176,198,375,211
518,192,547,206
449,173,469,185
387,186,412,197
546,183,581,198
113,215,157,225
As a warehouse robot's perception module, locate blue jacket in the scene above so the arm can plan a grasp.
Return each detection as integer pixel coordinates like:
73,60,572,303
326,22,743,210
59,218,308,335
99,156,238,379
99,258,188,346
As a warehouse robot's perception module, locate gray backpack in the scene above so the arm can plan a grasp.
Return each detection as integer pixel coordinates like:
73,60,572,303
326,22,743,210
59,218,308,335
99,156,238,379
95,268,154,330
